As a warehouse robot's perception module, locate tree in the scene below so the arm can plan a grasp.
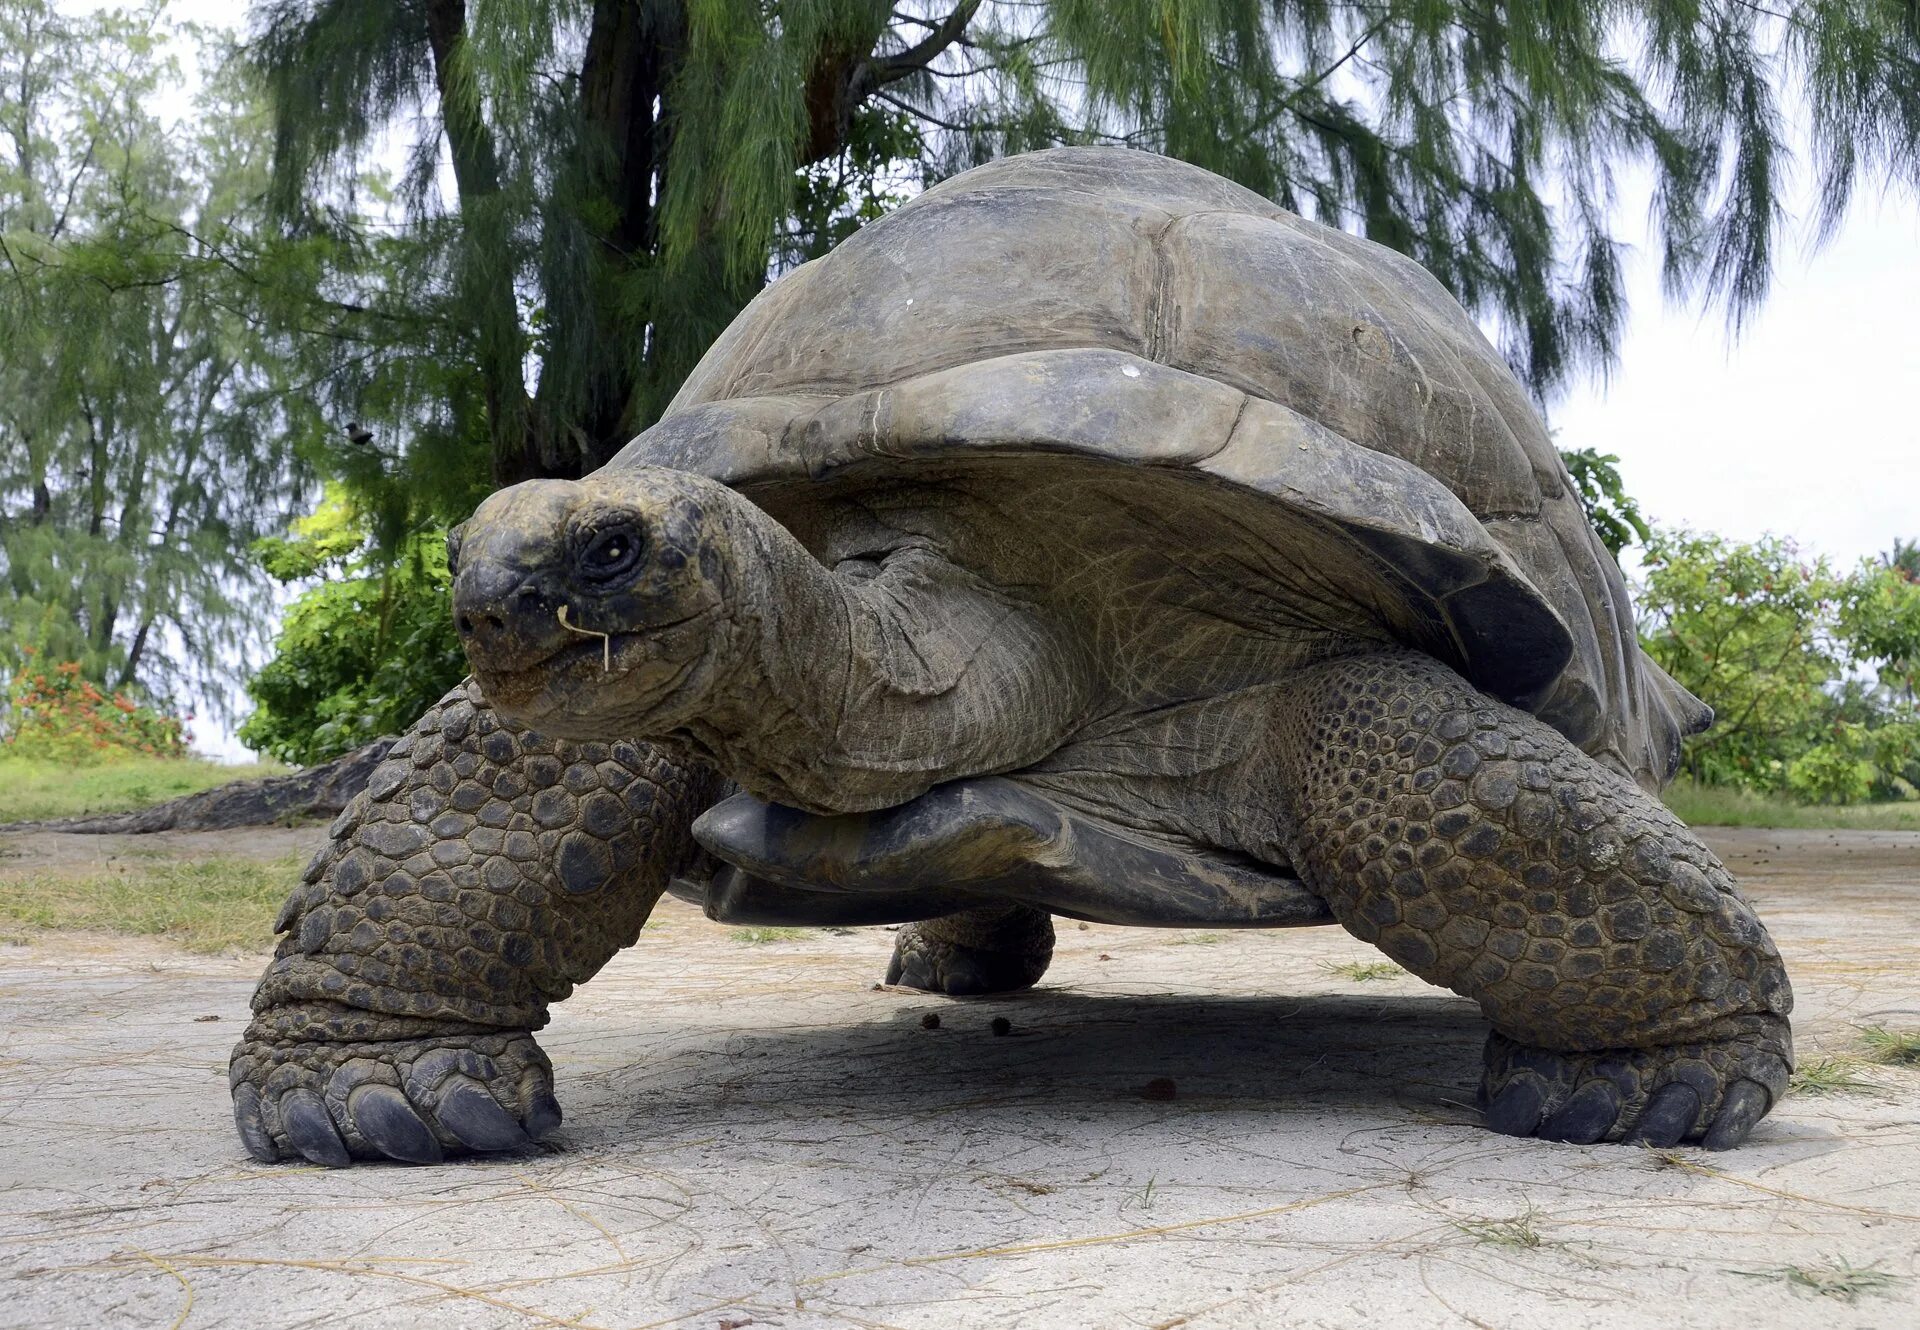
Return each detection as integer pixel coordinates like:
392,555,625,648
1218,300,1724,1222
1638,529,1920,798
0,2,313,712
1849,542,1920,707
1560,446,1651,557
240,1,1920,761
254,0,1920,509
238,485,465,764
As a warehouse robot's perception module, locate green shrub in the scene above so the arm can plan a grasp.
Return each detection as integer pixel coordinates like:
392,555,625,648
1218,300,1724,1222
1638,530,1920,801
1785,741,1875,805
239,486,466,765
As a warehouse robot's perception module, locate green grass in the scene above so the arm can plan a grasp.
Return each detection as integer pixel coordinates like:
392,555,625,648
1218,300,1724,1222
1319,959,1404,982
1858,1026,1920,1066
1735,1259,1905,1304
1662,779,1920,831
729,925,811,945
0,855,299,952
0,755,289,824
1789,1055,1878,1097
1454,1208,1545,1249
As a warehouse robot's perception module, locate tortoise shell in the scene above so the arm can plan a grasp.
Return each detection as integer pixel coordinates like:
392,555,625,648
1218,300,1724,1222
616,148,1707,789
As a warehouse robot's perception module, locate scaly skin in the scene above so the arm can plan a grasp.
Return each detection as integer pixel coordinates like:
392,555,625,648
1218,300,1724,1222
885,905,1055,996
1266,650,1793,1148
231,680,720,1165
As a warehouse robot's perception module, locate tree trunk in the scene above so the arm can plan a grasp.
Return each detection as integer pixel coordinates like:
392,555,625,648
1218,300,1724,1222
421,0,542,488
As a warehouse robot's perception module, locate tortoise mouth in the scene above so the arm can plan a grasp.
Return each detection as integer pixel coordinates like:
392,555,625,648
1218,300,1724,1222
472,603,726,723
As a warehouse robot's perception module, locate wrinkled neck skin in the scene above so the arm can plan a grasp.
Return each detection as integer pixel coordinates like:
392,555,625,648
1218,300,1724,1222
671,495,1097,815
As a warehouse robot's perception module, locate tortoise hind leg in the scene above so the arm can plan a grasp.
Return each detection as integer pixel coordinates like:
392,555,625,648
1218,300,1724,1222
1265,650,1793,1149
886,905,1055,996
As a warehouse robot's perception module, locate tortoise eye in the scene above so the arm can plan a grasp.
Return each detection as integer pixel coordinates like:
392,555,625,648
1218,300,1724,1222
576,521,644,581
445,524,465,577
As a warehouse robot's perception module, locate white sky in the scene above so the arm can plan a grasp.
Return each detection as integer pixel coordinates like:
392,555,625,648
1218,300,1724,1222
68,1,1920,755
1549,187,1920,573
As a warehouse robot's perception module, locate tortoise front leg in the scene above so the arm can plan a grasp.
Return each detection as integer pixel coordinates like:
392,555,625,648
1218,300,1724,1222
230,680,720,1166
1266,651,1793,1149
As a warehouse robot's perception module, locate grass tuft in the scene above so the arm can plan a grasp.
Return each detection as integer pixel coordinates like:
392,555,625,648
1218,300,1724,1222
1789,1055,1877,1096
1319,959,1404,982
730,926,811,945
0,855,299,952
1640,1145,1696,1170
1454,1208,1544,1249
1735,1258,1905,1303
0,755,288,824
1662,779,1920,831
1858,1026,1920,1066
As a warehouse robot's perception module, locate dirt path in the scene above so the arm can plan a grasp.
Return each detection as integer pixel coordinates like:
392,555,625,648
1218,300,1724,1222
2,827,1918,1329
0,825,321,876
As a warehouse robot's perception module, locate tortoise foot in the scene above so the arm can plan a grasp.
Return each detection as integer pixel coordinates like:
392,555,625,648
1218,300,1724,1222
1479,1017,1791,1150
884,906,1054,996
229,1031,560,1166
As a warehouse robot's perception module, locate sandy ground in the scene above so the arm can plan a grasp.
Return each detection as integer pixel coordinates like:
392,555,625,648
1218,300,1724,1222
1,826,1918,1330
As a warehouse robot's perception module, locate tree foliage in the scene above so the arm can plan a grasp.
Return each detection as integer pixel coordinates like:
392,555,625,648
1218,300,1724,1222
254,0,1920,508
238,485,465,764
1638,530,1920,800
1560,446,1652,557
0,1,313,712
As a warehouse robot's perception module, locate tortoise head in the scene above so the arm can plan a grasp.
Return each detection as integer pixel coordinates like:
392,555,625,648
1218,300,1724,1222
449,467,744,737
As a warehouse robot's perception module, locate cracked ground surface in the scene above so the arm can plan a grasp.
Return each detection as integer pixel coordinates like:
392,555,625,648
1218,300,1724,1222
2,825,1917,1329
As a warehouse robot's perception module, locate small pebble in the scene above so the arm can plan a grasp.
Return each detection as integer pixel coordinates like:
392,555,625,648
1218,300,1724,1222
193,1015,220,1023
1142,1077,1177,1101
870,983,884,991
990,1016,1012,1036
920,1012,941,1030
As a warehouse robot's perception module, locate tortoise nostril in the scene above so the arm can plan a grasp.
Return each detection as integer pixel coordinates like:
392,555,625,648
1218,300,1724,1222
456,615,474,636
484,614,505,633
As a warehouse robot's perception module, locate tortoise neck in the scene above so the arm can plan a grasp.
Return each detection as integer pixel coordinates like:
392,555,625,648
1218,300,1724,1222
684,493,1096,815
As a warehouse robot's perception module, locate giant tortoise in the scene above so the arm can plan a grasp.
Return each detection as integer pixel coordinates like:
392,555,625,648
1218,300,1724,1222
231,148,1792,1167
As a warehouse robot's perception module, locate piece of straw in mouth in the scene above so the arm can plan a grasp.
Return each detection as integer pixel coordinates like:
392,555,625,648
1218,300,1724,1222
556,604,611,671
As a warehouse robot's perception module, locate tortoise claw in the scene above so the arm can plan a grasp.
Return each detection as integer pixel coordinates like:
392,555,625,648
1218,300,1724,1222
1624,1083,1700,1148
280,1088,351,1167
525,1089,564,1142
1702,1080,1770,1151
435,1075,532,1152
1537,1080,1620,1145
349,1085,444,1164
232,1084,276,1163
1484,1079,1548,1138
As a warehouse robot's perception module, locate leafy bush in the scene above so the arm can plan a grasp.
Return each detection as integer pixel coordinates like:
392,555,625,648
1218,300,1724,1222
1560,447,1651,557
1638,530,1920,801
1785,740,1875,805
239,486,466,765
1,652,187,762
1638,531,1849,791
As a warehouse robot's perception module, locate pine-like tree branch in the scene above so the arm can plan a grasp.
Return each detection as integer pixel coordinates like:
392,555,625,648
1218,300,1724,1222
860,0,983,91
